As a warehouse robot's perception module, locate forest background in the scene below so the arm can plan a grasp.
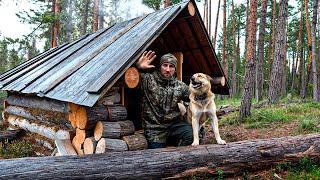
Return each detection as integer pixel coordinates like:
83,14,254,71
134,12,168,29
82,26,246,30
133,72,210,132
0,0,319,119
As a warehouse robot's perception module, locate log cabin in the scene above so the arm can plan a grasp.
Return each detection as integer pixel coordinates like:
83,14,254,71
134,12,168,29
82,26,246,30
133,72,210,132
0,0,229,156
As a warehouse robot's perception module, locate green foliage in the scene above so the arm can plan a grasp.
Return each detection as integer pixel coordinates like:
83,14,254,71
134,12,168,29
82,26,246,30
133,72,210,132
243,107,293,128
0,140,34,159
142,0,183,10
276,158,320,179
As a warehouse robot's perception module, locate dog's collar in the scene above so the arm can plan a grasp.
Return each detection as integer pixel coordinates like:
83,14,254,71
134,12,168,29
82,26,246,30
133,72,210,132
194,93,208,101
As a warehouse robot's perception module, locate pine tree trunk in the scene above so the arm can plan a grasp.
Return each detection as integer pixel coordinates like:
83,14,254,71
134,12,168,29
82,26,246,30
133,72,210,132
239,0,258,120
51,0,60,48
208,0,212,37
269,0,277,80
212,0,221,49
231,0,237,98
294,3,304,94
66,0,74,42
268,0,289,104
305,0,313,93
222,0,228,81
311,0,319,101
93,0,99,32
98,0,104,29
164,0,171,8
255,0,268,101
81,0,90,35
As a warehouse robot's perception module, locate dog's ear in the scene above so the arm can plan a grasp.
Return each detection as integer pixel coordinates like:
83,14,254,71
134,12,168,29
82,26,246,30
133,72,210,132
205,74,213,84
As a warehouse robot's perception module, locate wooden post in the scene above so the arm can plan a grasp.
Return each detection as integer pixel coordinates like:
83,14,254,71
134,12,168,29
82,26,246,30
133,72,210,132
173,52,183,81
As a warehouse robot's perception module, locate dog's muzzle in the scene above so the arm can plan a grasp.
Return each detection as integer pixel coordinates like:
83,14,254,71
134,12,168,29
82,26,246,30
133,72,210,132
190,78,202,89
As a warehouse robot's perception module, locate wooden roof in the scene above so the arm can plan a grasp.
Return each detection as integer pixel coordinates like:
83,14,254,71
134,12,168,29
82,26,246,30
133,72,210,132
0,0,229,107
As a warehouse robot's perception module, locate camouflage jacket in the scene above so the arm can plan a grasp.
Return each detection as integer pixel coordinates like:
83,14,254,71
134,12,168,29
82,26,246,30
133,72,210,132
139,71,189,143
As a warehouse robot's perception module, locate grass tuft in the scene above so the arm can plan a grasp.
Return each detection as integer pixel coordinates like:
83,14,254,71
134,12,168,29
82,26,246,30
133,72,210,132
0,140,34,159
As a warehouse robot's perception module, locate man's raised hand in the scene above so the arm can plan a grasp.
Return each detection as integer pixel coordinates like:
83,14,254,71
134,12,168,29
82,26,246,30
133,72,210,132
136,50,157,70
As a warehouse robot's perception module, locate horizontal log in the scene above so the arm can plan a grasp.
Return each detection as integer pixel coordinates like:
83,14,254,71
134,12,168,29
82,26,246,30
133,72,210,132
94,120,135,140
6,94,69,113
122,133,147,151
5,106,72,129
124,67,140,88
7,115,71,140
107,105,127,121
0,134,319,179
95,138,128,153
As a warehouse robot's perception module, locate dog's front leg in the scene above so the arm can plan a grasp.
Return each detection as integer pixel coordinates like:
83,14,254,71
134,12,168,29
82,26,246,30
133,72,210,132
209,113,226,145
191,115,200,146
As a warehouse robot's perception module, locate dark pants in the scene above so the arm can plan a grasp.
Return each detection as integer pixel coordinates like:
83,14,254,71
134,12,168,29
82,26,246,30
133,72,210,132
147,122,205,149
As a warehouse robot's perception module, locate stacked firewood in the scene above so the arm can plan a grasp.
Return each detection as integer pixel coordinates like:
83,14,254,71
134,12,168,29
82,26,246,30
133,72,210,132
76,105,148,155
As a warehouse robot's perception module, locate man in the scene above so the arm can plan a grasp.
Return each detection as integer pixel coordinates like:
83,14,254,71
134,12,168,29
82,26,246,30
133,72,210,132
136,50,201,149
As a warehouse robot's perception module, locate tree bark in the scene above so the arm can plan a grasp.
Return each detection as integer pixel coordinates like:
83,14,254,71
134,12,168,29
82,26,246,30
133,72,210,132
94,120,135,140
7,115,71,140
311,0,319,101
268,0,289,104
240,0,258,119
122,133,148,151
212,0,220,49
164,0,171,8
51,0,60,48
208,0,211,37
0,134,319,179
6,94,69,113
98,0,104,29
81,0,90,35
222,0,228,81
231,0,237,98
95,138,128,153
269,0,277,80
295,2,304,96
93,0,99,32
66,0,74,42
255,0,268,101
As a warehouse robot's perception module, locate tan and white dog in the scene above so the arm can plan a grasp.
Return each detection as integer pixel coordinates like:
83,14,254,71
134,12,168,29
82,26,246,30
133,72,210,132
179,73,226,146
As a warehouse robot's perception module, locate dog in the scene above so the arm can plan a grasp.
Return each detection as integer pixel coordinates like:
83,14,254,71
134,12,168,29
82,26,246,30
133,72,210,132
178,73,226,146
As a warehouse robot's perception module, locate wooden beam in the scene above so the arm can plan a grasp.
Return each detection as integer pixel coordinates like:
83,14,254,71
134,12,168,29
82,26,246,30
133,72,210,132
6,94,69,113
0,134,319,179
173,52,183,81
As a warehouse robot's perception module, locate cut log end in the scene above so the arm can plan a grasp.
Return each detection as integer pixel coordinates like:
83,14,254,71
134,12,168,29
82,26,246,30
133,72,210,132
94,121,103,141
187,2,195,16
83,137,97,154
211,77,226,87
124,67,140,88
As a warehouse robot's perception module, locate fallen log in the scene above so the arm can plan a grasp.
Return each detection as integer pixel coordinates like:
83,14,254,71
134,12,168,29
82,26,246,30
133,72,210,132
0,134,319,179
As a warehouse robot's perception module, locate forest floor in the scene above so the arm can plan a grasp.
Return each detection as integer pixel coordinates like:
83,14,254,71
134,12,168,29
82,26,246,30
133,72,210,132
0,96,319,179
200,98,320,179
